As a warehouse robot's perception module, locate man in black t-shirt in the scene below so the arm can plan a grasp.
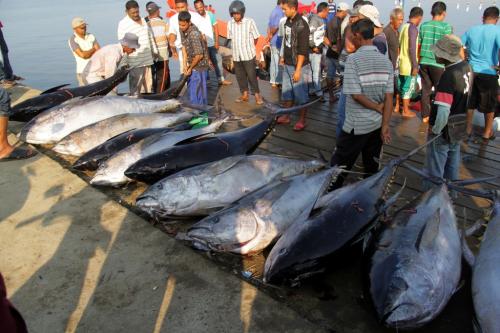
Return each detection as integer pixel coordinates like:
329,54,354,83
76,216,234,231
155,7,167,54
425,35,472,186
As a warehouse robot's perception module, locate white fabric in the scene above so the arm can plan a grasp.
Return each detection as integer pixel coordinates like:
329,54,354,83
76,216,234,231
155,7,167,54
117,15,155,68
69,33,96,74
168,11,205,49
197,12,215,47
82,44,124,80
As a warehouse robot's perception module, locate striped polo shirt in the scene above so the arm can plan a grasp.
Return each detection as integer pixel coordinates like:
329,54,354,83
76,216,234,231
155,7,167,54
343,45,394,135
117,15,156,68
419,20,452,68
148,17,169,61
227,17,260,62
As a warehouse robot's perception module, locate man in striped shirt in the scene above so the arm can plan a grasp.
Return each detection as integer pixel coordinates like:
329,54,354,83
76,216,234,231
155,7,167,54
330,18,394,189
145,2,171,93
419,1,452,123
118,0,158,96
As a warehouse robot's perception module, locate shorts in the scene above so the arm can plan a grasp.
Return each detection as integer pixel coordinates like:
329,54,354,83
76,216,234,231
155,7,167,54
282,64,309,105
0,87,11,117
398,75,418,100
468,73,498,114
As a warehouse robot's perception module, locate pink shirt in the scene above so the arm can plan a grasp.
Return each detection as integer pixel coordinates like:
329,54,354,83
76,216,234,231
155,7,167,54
82,44,124,78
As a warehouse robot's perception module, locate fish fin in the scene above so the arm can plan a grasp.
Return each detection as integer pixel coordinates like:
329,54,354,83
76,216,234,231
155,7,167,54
461,235,476,267
472,315,483,333
40,84,71,95
415,209,441,253
465,218,485,237
204,155,246,176
454,279,466,294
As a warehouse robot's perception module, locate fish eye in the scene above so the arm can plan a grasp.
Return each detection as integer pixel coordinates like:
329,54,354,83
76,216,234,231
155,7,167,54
279,248,287,255
212,217,220,223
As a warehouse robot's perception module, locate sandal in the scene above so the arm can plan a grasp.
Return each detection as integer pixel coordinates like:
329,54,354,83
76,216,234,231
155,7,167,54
0,147,37,162
293,121,306,131
482,133,496,142
276,115,291,124
235,96,249,103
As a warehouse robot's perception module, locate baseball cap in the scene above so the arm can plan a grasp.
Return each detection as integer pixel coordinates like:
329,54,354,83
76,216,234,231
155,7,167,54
120,32,140,49
358,5,382,27
337,2,350,11
146,1,161,13
71,17,86,29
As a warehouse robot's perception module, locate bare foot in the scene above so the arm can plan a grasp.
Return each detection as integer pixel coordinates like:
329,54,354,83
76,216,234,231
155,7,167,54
0,145,14,159
422,117,429,123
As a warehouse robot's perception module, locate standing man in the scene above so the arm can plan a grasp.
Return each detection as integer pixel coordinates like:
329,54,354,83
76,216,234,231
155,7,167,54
227,1,264,105
425,35,471,184
82,33,139,87
358,5,387,55
0,21,23,88
68,17,100,86
308,2,329,101
327,0,336,23
168,0,204,76
267,0,285,88
419,1,452,123
324,2,349,103
194,0,231,86
330,19,394,189
277,0,311,131
118,0,157,96
384,8,403,111
398,7,423,117
180,11,210,106
0,88,36,161
462,6,500,142
145,2,171,93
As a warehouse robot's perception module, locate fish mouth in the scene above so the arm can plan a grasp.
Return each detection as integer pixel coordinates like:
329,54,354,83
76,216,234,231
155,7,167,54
383,303,426,329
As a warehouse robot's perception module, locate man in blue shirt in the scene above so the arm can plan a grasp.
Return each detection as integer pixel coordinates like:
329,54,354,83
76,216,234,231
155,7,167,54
267,0,285,87
462,6,500,141
327,0,336,23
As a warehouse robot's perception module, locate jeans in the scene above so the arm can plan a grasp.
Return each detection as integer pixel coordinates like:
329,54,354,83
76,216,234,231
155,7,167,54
424,134,460,190
325,56,338,80
269,46,282,85
234,58,260,94
282,65,309,105
0,87,10,116
187,69,208,105
309,53,322,97
208,46,224,81
336,91,346,140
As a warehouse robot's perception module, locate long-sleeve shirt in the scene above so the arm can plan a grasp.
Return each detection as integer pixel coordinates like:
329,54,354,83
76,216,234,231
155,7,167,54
117,15,156,68
399,22,419,76
82,44,124,79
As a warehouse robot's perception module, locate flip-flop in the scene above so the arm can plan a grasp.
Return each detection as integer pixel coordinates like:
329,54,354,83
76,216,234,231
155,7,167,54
276,116,291,125
481,134,496,142
293,121,306,131
0,147,37,162
256,99,264,105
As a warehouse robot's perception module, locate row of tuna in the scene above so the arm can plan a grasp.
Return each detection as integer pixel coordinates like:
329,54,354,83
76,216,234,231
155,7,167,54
14,76,498,332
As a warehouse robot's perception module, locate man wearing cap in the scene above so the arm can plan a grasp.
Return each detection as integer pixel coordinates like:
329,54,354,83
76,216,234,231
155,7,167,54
308,2,329,102
118,0,158,96
358,4,387,56
68,17,100,86
145,1,171,93
324,2,349,103
419,1,452,123
425,35,471,185
82,33,139,91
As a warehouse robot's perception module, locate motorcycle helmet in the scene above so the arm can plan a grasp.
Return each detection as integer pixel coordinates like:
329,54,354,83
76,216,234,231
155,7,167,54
229,0,246,17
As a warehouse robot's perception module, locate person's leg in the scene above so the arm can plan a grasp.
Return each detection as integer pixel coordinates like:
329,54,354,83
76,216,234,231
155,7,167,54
477,74,498,139
425,66,444,122
309,53,322,98
243,58,263,104
293,67,309,130
443,142,460,182
187,70,200,104
330,129,367,189
277,65,295,124
199,70,208,105
208,47,221,81
401,75,416,117
76,73,85,87
325,57,338,104
361,128,383,176
0,30,12,79
142,66,153,94
177,47,184,74
270,46,282,86
419,65,433,122
233,61,249,101
0,116,13,158
423,134,448,190
128,67,144,96
336,91,346,140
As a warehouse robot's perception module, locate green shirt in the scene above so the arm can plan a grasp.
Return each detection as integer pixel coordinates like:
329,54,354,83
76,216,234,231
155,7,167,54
419,20,453,68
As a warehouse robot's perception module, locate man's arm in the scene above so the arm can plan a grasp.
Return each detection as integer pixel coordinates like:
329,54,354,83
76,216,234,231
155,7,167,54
381,92,393,143
344,28,356,53
69,37,97,59
213,22,220,49
351,94,384,113
409,25,419,76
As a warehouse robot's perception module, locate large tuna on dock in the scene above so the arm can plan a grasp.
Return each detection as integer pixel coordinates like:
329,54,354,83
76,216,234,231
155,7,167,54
184,168,341,255
52,112,195,156
472,199,500,333
366,185,462,329
9,67,129,122
90,118,227,187
136,155,325,218
18,96,182,145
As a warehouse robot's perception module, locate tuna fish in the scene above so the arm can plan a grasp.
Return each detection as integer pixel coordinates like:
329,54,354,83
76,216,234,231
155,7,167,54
366,185,462,329
52,112,196,156
472,199,500,333
90,118,227,187
263,137,438,285
136,155,326,218
18,96,182,145
124,99,322,184
72,124,192,171
9,67,129,122
184,167,342,255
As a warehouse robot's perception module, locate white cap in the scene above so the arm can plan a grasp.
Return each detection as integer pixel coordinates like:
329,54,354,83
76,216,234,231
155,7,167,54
359,4,382,27
337,2,350,11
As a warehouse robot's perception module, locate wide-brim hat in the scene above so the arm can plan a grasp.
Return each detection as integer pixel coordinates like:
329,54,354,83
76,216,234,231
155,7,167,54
431,35,463,63
120,32,140,49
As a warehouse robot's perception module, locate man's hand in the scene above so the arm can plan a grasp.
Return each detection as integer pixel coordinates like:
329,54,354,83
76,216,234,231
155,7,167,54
293,68,301,83
214,41,219,50
381,125,392,144
376,103,385,114
279,57,285,66
184,67,192,76
411,68,419,77
171,47,178,59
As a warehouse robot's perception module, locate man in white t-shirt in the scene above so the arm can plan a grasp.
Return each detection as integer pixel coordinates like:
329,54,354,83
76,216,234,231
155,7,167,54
68,17,100,86
117,0,158,95
168,0,208,75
